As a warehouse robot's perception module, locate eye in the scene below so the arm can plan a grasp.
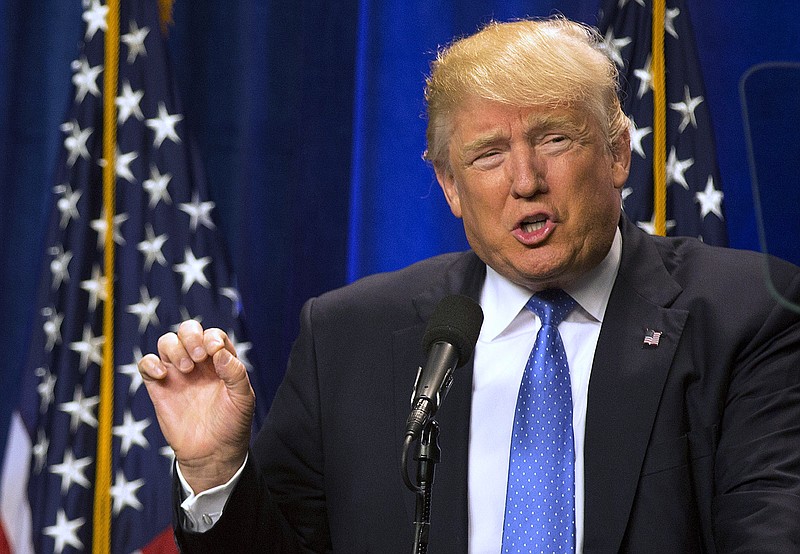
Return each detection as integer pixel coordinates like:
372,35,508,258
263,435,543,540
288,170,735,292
470,150,504,170
539,134,573,153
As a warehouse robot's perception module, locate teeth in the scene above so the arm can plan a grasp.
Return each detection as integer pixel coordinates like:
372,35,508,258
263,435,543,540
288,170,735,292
522,220,546,233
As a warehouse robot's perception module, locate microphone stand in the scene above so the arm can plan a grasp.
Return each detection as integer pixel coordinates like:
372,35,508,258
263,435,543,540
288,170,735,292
409,419,441,554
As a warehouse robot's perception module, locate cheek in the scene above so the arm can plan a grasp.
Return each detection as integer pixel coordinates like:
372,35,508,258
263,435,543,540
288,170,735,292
457,194,496,240
460,188,507,230
567,159,620,210
570,181,621,234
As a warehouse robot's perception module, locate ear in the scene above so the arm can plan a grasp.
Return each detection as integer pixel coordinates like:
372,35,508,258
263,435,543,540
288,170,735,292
434,163,463,219
611,127,632,190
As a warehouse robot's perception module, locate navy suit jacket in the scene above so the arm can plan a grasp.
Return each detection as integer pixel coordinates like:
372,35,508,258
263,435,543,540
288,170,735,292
175,218,800,553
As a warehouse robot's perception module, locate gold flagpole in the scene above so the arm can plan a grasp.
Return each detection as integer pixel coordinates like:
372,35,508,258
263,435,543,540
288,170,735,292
652,0,667,236
95,0,120,550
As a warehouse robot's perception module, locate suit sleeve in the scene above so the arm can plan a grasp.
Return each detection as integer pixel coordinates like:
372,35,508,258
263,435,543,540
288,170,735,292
172,297,331,553
712,268,800,552
172,453,302,553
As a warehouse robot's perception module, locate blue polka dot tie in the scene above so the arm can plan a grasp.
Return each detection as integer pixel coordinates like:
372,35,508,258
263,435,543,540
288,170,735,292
502,289,577,553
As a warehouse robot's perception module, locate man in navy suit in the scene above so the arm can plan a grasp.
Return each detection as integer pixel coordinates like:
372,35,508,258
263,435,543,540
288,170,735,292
139,17,800,553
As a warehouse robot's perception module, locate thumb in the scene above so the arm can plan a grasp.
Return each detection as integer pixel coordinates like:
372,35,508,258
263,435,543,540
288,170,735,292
213,347,252,397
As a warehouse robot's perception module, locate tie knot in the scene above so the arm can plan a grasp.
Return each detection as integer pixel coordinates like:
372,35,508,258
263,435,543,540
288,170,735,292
526,289,576,327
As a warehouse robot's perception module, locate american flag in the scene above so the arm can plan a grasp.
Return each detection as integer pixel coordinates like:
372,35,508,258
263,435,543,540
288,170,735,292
0,0,256,551
598,0,728,245
643,328,663,347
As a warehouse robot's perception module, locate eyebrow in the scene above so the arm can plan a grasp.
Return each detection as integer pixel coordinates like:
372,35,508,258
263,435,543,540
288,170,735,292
523,112,586,137
460,131,510,157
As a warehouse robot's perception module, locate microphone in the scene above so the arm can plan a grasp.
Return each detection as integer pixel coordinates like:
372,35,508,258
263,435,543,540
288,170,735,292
405,294,484,441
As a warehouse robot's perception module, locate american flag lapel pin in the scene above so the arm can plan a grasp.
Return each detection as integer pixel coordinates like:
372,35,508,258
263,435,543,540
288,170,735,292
643,329,663,348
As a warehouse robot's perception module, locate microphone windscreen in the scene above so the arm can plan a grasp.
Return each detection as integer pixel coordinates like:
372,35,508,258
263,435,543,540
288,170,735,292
422,295,484,367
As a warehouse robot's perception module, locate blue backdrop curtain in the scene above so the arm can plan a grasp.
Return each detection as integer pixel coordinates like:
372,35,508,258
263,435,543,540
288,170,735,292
1,0,799,458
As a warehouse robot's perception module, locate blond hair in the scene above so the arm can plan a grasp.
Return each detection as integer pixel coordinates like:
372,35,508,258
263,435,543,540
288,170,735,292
424,18,628,169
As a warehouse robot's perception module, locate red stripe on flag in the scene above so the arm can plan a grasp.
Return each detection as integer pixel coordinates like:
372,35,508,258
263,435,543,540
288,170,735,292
141,526,178,554
0,520,11,554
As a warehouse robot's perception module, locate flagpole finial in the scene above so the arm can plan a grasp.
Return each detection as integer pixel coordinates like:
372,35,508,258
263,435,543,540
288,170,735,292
158,0,174,34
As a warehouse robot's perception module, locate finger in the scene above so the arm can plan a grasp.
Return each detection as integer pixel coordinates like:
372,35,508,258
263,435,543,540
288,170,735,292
158,331,194,373
203,329,248,388
203,328,236,358
138,352,166,380
176,319,208,363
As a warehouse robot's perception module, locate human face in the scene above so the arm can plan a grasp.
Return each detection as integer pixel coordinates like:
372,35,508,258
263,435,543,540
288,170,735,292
435,98,630,291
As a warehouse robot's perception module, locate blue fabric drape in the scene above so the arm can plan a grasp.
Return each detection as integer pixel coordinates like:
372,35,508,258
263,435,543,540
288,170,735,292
1,0,799,459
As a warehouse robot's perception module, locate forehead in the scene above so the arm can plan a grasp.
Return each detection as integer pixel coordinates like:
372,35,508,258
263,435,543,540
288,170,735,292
449,99,592,146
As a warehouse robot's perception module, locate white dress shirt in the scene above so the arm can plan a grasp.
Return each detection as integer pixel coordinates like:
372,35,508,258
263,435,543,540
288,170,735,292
181,229,622,549
468,229,621,554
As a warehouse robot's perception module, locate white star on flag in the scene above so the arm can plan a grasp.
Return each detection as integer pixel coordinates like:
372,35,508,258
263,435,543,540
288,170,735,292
67,325,105,373
628,117,652,159
666,147,695,190
32,429,49,473
61,120,93,166
54,183,83,228
637,214,677,235
112,410,151,456
143,164,173,207
42,509,85,554
36,367,57,413
137,223,168,270
90,208,129,249
41,306,64,350
633,54,653,99
121,20,149,64
602,28,631,68
126,286,161,332
664,7,681,39
50,450,93,494
118,347,145,394
179,191,216,231
116,80,145,124
111,470,145,515
79,264,108,312
145,101,183,147
228,330,253,370
82,0,109,41
174,247,212,292
98,147,139,183
695,176,724,220
58,386,100,431
49,245,73,289
669,85,704,133
70,57,103,103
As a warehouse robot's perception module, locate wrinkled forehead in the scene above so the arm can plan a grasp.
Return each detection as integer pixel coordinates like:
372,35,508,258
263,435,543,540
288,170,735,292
447,97,601,144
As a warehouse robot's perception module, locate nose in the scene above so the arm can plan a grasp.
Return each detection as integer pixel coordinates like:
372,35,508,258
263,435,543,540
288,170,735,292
509,147,546,199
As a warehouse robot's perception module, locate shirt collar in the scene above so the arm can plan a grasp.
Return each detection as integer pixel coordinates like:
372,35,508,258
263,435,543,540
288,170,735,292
478,227,622,341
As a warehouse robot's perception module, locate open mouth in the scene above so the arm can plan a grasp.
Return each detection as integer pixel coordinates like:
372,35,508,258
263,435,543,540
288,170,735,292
520,216,548,234
513,213,555,245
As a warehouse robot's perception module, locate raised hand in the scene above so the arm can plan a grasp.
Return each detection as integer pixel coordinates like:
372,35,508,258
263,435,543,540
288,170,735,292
138,320,255,493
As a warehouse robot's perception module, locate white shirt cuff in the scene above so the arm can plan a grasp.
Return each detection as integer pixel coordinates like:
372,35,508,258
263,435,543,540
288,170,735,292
177,454,248,533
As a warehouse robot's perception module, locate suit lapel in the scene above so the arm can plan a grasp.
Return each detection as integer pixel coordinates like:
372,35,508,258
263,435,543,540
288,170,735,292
391,252,485,553
583,219,689,553
386,225,689,552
